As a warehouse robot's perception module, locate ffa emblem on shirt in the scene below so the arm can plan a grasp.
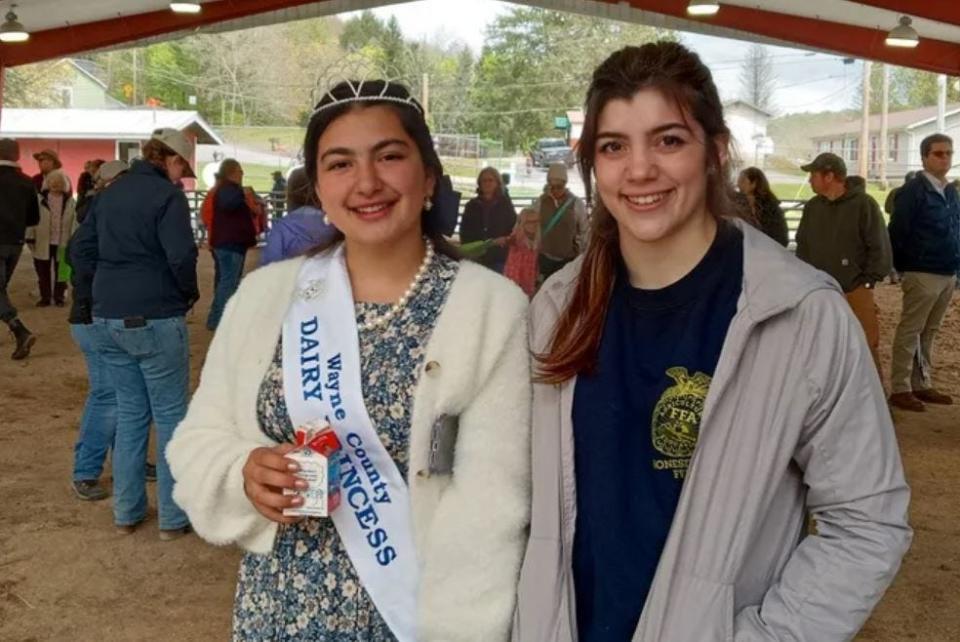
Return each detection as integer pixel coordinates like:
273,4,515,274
651,367,710,458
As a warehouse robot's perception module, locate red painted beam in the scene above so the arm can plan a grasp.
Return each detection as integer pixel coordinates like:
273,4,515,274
848,1,960,29
0,0,326,67
610,0,960,75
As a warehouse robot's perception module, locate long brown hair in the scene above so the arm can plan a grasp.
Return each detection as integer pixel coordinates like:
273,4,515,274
537,42,739,384
740,166,778,205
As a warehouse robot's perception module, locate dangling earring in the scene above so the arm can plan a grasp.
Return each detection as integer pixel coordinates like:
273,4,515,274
424,196,433,211
323,213,331,226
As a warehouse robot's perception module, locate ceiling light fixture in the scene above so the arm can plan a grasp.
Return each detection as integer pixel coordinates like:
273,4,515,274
885,16,919,48
0,4,29,43
687,0,720,17
170,2,202,14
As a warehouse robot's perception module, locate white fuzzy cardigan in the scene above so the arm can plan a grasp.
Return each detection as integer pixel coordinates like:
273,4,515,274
167,255,531,641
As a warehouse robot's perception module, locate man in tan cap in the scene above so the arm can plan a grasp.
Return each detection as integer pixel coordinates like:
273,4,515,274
31,148,62,193
796,152,891,378
536,162,588,282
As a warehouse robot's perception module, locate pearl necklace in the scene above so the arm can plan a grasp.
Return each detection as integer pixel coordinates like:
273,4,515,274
358,239,435,332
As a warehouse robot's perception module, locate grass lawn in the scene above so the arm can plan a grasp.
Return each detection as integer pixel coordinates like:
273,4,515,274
237,163,289,192
219,126,304,155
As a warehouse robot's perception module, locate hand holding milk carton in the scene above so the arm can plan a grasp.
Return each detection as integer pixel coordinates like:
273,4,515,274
283,420,342,517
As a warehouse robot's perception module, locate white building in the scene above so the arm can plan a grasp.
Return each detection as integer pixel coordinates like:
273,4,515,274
809,104,960,179
724,100,774,168
566,100,773,167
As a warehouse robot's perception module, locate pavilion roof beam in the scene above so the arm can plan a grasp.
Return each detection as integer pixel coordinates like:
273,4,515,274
847,1,960,29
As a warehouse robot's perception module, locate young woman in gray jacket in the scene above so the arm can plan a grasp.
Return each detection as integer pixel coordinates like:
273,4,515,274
513,42,911,642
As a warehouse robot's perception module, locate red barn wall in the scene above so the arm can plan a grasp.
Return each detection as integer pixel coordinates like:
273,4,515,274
16,139,116,189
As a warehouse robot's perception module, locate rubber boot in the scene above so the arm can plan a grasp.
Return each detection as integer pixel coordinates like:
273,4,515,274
9,318,36,360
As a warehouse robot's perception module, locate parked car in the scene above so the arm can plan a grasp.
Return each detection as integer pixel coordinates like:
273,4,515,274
530,137,574,168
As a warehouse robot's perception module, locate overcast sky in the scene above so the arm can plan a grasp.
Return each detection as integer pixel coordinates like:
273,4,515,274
343,0,864,116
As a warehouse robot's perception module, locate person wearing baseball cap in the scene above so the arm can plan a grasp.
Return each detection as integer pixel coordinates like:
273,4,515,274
31,148,63,193
147,127,197,179
795,152,891,377
536,161,588,281
70,127,198,540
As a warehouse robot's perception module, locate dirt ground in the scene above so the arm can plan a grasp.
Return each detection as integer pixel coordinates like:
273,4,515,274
1,250,959,642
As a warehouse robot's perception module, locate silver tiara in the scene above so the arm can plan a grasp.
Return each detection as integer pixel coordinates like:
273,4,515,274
311,79,423,118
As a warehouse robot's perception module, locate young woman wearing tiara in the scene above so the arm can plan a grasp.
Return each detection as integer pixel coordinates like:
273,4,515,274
168,80,530,641
513,42,911,641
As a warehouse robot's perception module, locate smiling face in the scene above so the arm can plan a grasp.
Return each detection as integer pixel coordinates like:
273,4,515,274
315,105,435,249
593,88,719,250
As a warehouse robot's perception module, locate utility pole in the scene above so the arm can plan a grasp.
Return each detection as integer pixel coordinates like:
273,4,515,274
422,73,430,123
131,49,138,106
880,64,889,190
937,74,947,132
858,60,871,179
0,63,5,130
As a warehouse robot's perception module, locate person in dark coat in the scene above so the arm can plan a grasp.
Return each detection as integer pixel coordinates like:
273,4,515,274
270,170,287,217
459,166,517,272
71,127,198,540
0,138,40,359
206,158,257,331
736,167,789,247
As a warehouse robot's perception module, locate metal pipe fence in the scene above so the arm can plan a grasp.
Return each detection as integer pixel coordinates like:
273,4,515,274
185,190,808,249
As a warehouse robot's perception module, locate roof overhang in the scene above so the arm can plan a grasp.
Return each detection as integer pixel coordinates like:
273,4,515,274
0,108,224,144
905,109,960,130
0,1,959,75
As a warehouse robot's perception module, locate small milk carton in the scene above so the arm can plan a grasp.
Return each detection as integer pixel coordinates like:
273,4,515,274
283,421,342,518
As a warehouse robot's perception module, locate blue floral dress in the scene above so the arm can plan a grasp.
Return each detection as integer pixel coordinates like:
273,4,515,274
232,254,459,641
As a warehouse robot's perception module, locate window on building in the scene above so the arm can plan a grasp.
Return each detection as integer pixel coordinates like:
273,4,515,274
116,141,142,164
888,134,898,162
847,137,859,162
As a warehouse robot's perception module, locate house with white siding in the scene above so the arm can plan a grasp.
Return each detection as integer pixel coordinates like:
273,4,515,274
567,100,774,167
809,104,960,179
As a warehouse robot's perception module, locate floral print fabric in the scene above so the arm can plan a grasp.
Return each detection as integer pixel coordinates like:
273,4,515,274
232,254,459,641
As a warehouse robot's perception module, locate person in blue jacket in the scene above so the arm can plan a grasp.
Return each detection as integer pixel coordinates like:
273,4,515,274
259,166,336,266
888,133,960,412
70,127,198,541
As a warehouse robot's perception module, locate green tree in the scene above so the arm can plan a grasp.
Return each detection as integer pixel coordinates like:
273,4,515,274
4,61,73,107
857,63,960,112
466,7,673,150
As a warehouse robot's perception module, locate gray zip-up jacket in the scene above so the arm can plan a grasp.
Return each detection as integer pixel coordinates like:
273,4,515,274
514,221,911,642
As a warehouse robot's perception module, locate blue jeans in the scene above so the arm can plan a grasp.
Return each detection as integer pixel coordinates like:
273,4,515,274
94,316,190,530
70,324,117,482
207,248,246,330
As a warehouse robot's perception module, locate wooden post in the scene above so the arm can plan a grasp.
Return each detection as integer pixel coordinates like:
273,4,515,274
858,60,871,180
421,73,430,123
880,64,889,190
0,61,5,130
937,74,947,132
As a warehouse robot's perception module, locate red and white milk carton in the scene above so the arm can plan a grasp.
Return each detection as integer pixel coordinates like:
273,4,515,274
283,421,342,518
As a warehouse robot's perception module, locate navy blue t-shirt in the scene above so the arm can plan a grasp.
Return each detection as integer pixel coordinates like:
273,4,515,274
572,222,744,641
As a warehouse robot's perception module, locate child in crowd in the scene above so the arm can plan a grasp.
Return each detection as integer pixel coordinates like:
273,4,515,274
501,207,540,297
